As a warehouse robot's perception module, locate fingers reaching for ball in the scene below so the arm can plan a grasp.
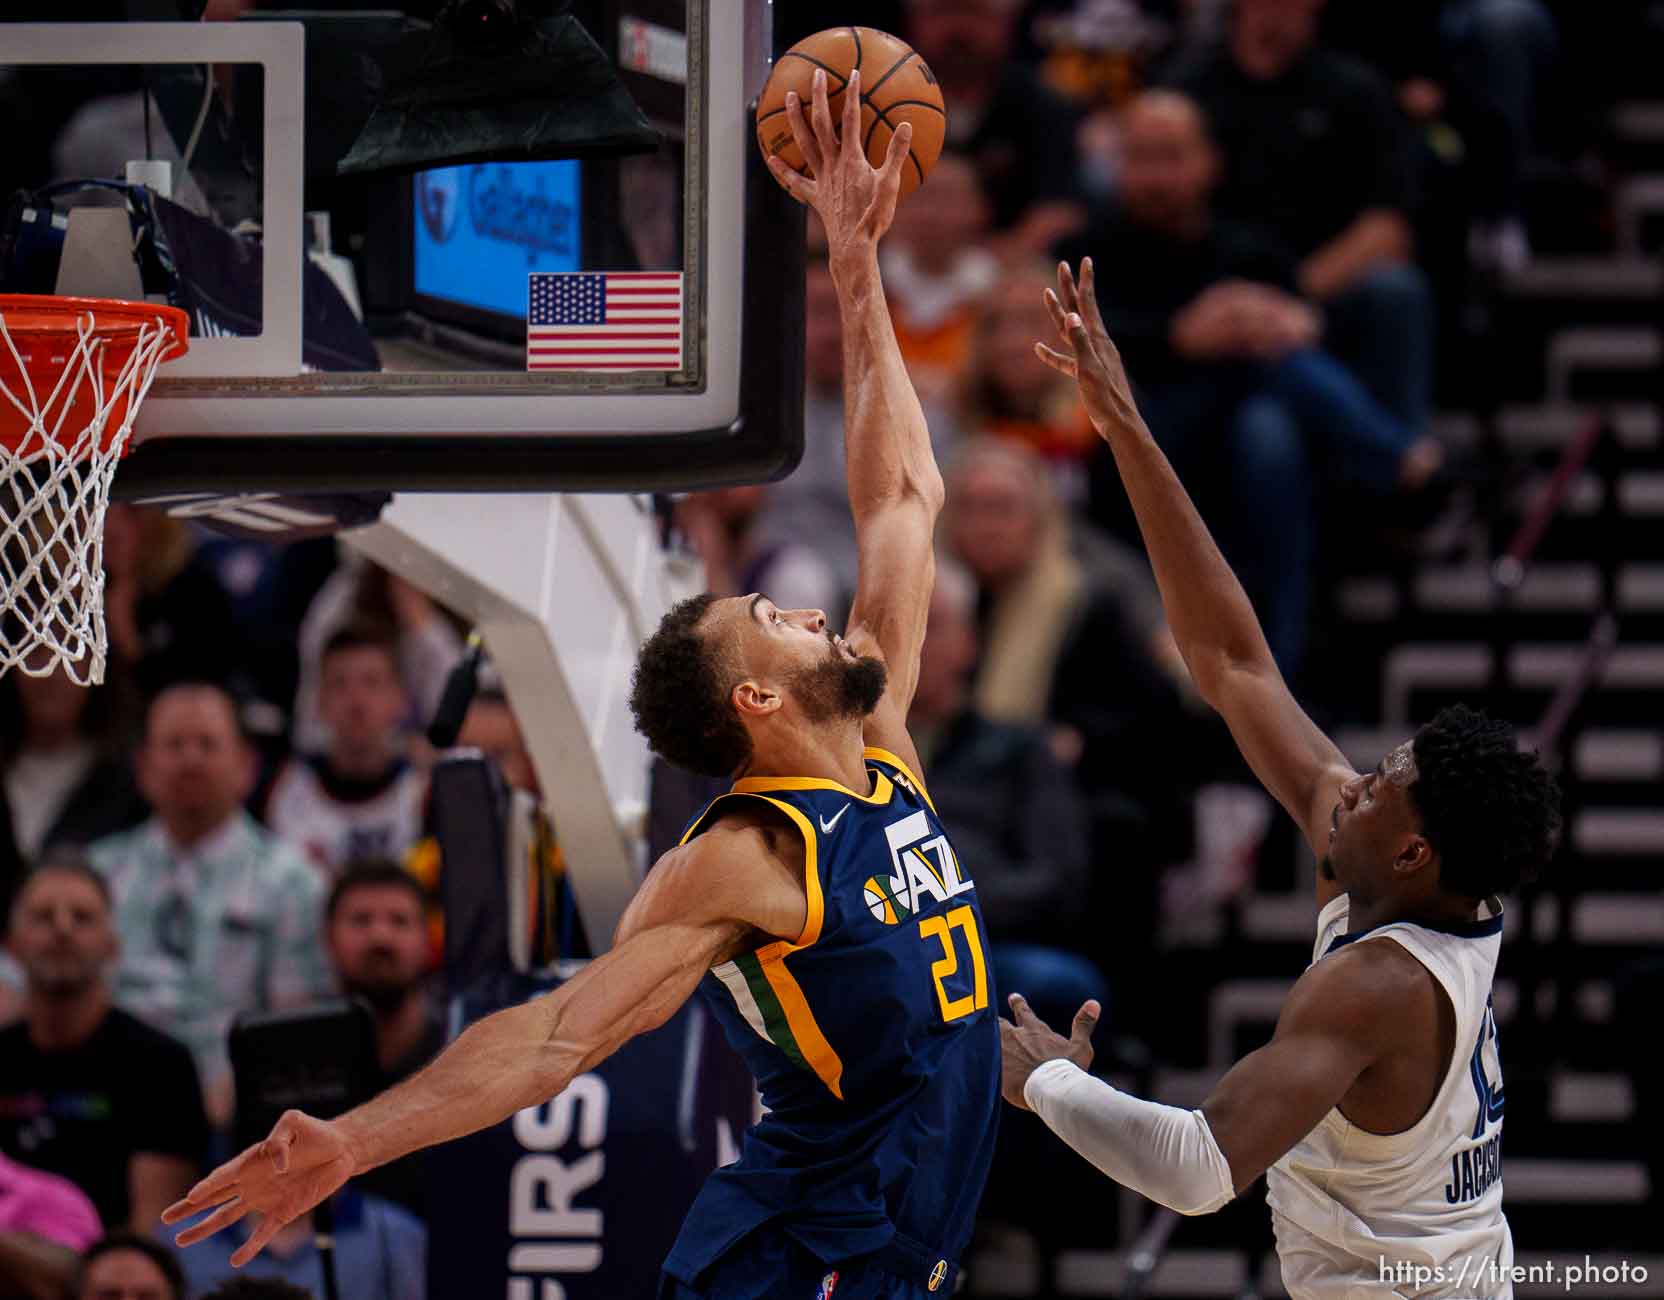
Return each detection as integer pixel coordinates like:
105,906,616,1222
755,26,945,199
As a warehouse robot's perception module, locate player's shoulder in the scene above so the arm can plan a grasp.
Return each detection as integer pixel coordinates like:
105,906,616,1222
622,803,810,952
1286,932,1440,1043
648,801,808,913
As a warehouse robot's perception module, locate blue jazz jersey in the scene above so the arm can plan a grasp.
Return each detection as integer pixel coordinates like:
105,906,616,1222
662,747,1001,1289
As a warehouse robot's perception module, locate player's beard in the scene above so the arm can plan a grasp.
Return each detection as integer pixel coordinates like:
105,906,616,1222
790,643,888,724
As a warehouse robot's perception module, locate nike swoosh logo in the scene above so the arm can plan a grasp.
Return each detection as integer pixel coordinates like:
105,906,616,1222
818,805,850,834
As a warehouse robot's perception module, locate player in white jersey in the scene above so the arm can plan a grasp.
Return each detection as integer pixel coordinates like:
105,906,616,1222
995,261,1562,1300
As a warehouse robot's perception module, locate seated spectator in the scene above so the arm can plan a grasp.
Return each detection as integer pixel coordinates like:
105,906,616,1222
261,623,427,878
1064,89,1442,675
0,860,206,1232
0,660,144,926
943,437,1205,885
0,1152,103,1300
291,559,464,756
959,262,1099,494
904,0,1086,258
1161,0,1435,429
1321,0,1558,271
943,437,1170,728
172,1188,424,1300
75,1233,185,1300
882,152,999,408
675,487,844,619
101,506,249,699
324,862,443,1220
88,684,332,1128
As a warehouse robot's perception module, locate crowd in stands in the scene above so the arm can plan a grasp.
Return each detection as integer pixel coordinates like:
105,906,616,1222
0,0,1603,1295
0,543,471,1299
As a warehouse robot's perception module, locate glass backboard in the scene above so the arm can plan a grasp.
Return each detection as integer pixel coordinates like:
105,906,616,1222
0,0,803,497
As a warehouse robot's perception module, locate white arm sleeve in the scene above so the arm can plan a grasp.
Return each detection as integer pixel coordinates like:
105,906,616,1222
1023,1060,1236,1216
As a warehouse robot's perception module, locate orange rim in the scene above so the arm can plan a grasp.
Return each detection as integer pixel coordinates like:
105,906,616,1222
0,294,189,360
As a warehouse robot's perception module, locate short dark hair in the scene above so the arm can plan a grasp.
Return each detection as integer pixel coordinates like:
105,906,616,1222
78,1233,186,1300
144,680,249,744
1409,705,1562,899
11,854,110,921
199,1279,315,1300
321,618,400,670
327,859,427,922
629,593,751,778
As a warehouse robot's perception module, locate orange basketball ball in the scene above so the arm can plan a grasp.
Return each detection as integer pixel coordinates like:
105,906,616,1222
756,26,947,199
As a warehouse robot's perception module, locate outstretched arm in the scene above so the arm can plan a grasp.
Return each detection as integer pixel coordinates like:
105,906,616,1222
769,71,943,756
1002,943,1414,1211
1036,260,1355,890
163,822,793,1265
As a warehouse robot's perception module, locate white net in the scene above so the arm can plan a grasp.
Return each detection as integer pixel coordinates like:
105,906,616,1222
0,303,180,685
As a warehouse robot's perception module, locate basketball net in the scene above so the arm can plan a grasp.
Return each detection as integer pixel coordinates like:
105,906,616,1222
0,297,187,685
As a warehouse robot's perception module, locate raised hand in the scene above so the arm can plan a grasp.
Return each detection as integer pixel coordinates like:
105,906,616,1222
161,1109,356,1267
999,992,1099,1111
1034,258,1147,443
767,67,914,256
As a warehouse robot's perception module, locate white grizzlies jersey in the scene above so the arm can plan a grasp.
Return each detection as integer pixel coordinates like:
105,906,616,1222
263,757,427,878
1266,893,1513,1300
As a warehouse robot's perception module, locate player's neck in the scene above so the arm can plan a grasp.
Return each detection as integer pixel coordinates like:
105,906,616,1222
1350,892,1482,936
742,717,872,792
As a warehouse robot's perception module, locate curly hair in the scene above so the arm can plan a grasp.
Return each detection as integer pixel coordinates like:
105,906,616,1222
1409,704,1561,899
629,593,752,778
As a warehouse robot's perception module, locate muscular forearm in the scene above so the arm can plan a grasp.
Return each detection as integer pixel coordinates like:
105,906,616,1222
0,1231,78,1300
335,921,718,1174
1298,209,1411,301
1024,1061,1236,1214
339,997,575,1174
1090,396,1276,699
832,246,944,522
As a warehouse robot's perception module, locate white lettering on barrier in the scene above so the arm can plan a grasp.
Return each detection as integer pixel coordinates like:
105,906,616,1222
507,1074,611,1299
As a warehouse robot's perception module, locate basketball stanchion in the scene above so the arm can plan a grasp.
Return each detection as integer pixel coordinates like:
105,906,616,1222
0,294,187,684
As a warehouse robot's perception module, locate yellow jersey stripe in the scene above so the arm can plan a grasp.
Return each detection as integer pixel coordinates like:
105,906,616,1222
862,746,937,813
757,945,845,1100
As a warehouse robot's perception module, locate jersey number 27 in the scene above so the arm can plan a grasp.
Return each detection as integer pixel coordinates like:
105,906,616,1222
920,905,989,1022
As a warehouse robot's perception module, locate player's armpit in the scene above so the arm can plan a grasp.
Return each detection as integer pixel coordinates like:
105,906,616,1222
1198,947,1407,1193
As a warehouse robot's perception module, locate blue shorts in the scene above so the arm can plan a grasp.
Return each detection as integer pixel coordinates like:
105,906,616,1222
658,1229,939,1300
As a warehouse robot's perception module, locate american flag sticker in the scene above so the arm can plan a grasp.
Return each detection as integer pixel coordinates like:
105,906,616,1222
527,271,684,371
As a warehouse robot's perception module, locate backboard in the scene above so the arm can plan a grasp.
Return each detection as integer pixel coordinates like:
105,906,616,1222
0,0,803,499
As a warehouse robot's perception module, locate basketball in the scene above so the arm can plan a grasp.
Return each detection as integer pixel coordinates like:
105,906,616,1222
756,27,947,198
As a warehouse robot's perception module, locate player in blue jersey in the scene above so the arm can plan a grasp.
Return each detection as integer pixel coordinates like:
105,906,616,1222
163,69,1014,1300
